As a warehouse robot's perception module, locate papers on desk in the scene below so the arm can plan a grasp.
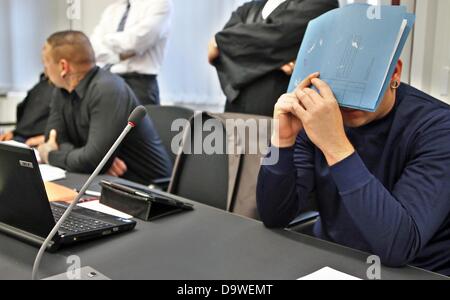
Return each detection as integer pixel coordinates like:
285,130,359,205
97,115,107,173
78,200,133,220
298,267,362,281
288,4,415,112
1,140,42,163
1,140,66,181
1,140,31,149
39,164,67,182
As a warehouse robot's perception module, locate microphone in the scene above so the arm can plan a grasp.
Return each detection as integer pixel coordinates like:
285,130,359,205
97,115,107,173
128,105,147,128
32,106,148,280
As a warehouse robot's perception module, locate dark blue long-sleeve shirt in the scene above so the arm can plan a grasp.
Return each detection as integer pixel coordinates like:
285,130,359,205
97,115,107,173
257,84,450,276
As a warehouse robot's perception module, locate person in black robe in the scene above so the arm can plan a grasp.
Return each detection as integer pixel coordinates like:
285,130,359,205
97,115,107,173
0,73,54,146
208,0,339,117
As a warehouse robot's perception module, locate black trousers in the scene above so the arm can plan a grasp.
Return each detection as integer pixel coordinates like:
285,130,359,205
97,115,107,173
120,73,160,106
225,70,290,117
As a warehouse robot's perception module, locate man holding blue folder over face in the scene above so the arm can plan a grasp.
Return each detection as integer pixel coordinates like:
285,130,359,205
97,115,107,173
257,4,450,276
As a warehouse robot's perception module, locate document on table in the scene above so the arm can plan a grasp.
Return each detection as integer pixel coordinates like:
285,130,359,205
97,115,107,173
78,200,133,219
298,267,362,281
1,140,42,163
1,140,66,181
288,4,415,112
39,164,67,182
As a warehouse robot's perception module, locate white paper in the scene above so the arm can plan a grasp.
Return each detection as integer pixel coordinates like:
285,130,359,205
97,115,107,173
1,141,64,181
1,140,42,163
78,200,133,219
298,267,362,281
1,140,29,148
39,164,67,182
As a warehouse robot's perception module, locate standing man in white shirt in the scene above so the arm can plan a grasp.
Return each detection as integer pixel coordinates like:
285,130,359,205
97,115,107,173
91,0,172,106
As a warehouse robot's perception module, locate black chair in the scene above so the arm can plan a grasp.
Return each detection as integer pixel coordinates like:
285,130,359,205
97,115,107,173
168,113,229,210
167,111,320,225
145,105,195,164
145,105,195,190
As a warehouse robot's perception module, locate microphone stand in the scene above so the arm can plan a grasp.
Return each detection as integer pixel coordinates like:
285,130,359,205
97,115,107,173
32,122,135,280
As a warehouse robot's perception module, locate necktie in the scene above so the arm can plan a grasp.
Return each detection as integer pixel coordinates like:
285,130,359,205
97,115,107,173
117,1,131,32
104,1,131,71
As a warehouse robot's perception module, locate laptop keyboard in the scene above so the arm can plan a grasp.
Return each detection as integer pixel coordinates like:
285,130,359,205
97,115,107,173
51,205,114,234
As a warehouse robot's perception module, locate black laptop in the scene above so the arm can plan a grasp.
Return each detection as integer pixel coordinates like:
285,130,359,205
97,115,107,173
0,143,136,252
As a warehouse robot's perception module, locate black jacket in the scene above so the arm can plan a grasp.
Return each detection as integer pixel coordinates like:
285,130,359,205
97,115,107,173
14,74,54,138
46,67,172,185
214,0,339,102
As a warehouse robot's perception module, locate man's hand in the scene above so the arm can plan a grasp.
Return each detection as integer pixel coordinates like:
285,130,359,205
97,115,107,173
38,130,59,164
120,51,136,61
271,72,320,148
0,131,14,142
295,77,355,166
208,37,220,65
25,135,46,147
107,157,128,178
280,61,296,76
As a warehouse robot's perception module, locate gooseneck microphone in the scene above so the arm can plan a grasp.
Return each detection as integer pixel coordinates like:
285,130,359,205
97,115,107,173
32,106,148,280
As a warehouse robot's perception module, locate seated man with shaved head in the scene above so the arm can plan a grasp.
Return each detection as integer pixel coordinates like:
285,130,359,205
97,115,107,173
38,31,172,185
257,60,450,276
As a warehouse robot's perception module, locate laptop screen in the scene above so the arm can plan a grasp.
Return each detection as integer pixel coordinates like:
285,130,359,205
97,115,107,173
0,143,56,238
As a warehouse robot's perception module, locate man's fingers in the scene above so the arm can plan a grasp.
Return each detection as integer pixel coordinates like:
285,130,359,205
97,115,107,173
302,88,323,103
109,163,120,177
208,37,220,64
49,129,57,143
275,94,309,122
296,72,320,90
275,94,300,115
116,158,128,174
210,37,218,48
296,88,315,111
291,100,308,121
25,135,45,147
281,62,295,75
108,170,119,177
112,162,122,176
280,65,291,75
109,158,127,177
311,78,334,99
0,131,13,142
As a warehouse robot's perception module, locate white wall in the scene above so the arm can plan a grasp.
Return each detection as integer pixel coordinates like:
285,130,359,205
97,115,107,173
9,0,64,90
0,0,67,91
0,0,12,91
1,0,248,107
398,0,415,84
68,0,247,106
410,0,450,104
3,0,449,106
429,0,450,103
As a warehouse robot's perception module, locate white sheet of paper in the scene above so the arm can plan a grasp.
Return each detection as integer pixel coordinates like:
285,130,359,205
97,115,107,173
1,140,42,163
298,267,362,281
78,200,133,219
1,141,65,181
1,140,29,148
39,164,67,182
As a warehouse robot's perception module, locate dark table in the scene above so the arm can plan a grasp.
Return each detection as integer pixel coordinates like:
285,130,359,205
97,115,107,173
0,173,447,280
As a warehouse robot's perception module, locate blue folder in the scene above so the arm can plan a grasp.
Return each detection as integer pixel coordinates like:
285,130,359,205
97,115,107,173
288,4,415,112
